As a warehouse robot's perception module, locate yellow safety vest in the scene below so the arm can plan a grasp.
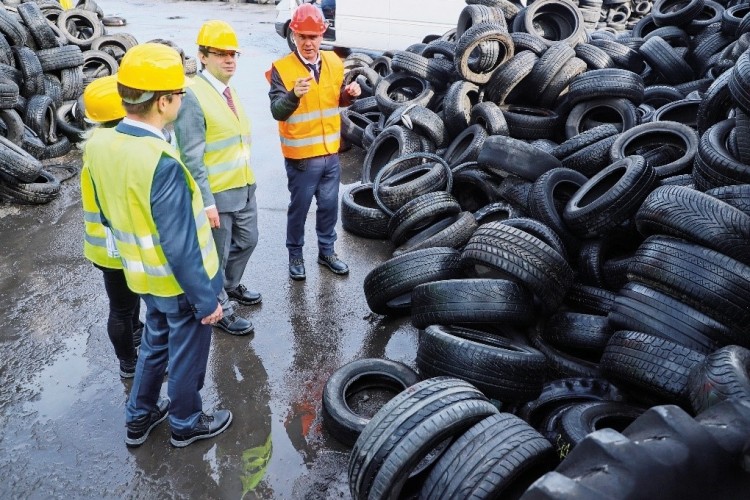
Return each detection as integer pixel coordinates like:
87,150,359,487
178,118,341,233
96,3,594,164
85,128,219,297
187,75,254,193
272,51,343,159
81,129,122,269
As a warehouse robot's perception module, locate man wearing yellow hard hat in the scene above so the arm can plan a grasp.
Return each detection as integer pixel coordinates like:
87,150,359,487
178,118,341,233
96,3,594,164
85,43,232,448
80,75,145,380
174,20,258,337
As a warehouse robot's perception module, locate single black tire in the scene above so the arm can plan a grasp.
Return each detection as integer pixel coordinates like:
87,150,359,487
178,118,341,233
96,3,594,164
0,134,43,182
374,73,435,116
393,211,478,256
521,0,586,47
388,191,462,246
478,134,562,181
565,97,639,139
608,282,726,353
374,152,452,215
566,68,645,106
610,121,699,178
411,278,533,329
17,2,58,49
419,413,557,500
363,247,464,316
12,47,43,98
0,168,60,204
56,9,103,49
442,80,481,137
528,167,588,256
322,358,420,447
340,183,389,240
558,401,646,449
601,330,705,407
417,325,547,401
361,125,423,183
563,155,658,238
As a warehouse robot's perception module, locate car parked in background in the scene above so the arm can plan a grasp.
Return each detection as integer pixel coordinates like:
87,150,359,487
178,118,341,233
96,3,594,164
275,0,464,53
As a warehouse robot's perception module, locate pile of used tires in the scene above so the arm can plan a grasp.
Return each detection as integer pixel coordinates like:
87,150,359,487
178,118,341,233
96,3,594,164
332,0,750,496
0,0,138,204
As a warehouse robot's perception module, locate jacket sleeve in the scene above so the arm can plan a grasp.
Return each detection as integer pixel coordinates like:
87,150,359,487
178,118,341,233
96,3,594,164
150,155,218,319
268,65,301,122
173,90,216,208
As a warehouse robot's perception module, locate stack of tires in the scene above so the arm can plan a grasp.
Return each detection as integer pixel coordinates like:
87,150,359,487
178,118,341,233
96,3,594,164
332,0,750,496
0,0,140,204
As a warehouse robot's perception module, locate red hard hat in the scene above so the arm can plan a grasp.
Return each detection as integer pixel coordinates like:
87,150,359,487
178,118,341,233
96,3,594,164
290,3,327,35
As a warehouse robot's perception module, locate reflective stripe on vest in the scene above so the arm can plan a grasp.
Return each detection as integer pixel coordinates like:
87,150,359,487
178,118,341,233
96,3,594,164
85,128,219,297
273,51,344,159
187,75,254,193
80,146,122,269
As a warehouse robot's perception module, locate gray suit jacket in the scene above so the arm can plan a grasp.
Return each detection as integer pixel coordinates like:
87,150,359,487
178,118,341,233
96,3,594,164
173,73,251,214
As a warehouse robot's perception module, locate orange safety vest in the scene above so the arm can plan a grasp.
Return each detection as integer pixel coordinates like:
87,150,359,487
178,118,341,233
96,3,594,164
268,51,343,159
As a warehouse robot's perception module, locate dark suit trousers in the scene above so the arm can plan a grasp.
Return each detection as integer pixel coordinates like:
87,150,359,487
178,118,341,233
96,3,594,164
284,154,340,260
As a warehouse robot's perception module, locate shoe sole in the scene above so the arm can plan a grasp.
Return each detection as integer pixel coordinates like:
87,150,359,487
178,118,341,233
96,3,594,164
289,273,306,281
229,297,262,306
120,370,135,379
124,410,169,447
170,412,233,448
317,258,349,275
213,323,254,336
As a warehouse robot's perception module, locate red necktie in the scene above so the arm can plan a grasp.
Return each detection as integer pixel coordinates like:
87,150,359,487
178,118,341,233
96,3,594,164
223,87,238,117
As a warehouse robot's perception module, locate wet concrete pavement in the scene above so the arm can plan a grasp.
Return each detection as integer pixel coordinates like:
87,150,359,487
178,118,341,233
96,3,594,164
0,1,416,497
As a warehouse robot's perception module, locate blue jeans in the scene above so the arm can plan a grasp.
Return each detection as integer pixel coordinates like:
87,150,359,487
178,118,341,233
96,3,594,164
284,154,340,260
125,293,212,434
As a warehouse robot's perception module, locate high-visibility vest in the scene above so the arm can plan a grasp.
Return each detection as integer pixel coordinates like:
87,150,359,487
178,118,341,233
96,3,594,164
81,130,123,269
187,75,254,193
85,128,219,297
272,51,343,159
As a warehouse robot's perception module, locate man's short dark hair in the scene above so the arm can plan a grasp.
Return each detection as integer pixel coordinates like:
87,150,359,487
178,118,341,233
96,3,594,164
117,83,174,116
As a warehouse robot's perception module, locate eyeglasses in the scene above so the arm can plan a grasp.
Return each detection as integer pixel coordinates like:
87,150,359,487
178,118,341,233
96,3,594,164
207,50,240,59
171,91,187,97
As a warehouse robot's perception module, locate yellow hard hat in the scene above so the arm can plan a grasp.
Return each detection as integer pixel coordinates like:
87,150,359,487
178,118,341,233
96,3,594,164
83,75,126,123
196,20,240,51
60,0,74,9
117,43,191,92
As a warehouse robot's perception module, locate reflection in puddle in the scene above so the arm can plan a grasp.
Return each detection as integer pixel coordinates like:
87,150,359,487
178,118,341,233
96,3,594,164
241,433,272,497
204,443,220,486
22,335,90,422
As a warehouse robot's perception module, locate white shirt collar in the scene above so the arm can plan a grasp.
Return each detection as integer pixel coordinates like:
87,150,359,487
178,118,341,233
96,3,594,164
296,50,320,67
201,69,228,95
122,117,167,141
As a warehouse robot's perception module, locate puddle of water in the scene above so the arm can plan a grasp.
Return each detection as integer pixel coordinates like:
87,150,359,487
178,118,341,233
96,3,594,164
204,443,221,486
22,333,90,422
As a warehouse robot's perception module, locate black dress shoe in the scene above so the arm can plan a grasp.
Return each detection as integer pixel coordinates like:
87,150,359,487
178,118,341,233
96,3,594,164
170,409,233,448
226,284,262,305
125,397,170,447
318,253,349,275
289,258,306,280
214,313,254,336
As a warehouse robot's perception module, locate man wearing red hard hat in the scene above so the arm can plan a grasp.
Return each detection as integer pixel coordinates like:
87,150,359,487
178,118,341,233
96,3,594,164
267,3,360,281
